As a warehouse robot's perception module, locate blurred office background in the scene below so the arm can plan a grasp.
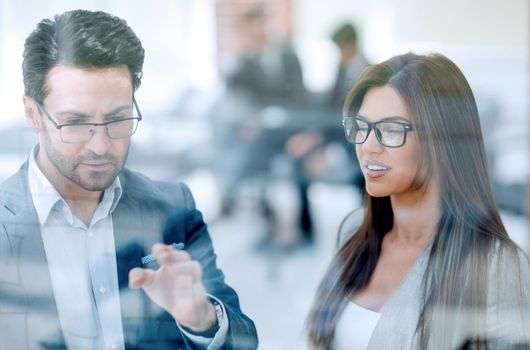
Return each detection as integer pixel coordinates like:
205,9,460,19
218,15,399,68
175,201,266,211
0,0,528,348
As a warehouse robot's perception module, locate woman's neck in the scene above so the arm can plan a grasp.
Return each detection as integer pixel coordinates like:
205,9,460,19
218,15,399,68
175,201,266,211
388,183,441,248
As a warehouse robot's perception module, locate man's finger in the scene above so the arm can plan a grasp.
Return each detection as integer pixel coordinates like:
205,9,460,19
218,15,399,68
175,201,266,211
152,244,190,265
128,267,155,289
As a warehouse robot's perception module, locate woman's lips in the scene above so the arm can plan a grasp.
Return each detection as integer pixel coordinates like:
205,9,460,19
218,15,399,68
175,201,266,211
363,160,391,178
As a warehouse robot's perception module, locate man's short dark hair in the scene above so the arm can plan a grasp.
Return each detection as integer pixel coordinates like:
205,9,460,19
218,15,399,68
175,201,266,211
244,5,265,22
332,23,358,47
22,9,145,103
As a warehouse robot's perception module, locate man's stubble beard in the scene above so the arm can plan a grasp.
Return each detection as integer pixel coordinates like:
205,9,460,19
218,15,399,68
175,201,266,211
40,129,129,192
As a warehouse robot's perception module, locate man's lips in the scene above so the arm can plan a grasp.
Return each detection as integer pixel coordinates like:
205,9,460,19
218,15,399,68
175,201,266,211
80,161,113,169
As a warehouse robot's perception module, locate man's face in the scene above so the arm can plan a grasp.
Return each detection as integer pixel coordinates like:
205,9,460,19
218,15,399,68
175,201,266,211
34,65,134,193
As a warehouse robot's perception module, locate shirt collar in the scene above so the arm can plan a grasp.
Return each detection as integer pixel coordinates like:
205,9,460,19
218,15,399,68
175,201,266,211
28,145,123,226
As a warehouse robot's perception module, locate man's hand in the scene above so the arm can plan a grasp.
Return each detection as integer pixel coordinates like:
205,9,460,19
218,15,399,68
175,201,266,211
128,243,218,332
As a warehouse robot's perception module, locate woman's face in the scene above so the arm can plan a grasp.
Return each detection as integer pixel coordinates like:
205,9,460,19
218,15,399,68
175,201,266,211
355,85,419,198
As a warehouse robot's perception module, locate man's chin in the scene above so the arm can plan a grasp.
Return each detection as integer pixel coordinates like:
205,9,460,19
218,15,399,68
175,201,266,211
73,171,120,192
79,182,115,192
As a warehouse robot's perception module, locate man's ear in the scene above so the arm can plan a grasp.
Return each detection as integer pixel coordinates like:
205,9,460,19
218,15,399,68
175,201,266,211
23,95,42,133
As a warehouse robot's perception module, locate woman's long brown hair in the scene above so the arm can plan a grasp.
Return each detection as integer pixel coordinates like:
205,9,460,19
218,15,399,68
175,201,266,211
307,53,525,349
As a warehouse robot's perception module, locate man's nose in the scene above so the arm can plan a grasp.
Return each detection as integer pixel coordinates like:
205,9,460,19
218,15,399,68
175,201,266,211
85,125,111,155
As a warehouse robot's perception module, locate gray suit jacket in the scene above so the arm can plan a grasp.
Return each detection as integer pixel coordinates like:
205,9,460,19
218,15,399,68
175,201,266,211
0,162,258,350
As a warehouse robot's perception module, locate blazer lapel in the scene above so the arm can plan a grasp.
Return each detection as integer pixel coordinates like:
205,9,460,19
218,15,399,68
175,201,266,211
113,176,165,347
113,173,189,349
367,247,430,350
1,163,65,348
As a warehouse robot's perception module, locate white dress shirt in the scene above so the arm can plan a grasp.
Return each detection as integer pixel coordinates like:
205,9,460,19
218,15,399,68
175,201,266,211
28,147,227,349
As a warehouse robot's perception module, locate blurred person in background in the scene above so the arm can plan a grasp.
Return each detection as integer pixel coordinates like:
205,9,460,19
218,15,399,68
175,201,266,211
307,53,529,349
0,9,257,350
327,22,371,108
222,5,306,110
212,4,306,219
210,4,306,234
285,22,369,247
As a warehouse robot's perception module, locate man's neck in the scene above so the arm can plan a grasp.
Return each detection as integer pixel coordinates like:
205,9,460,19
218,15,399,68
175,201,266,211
63,193,103,227
339,46,358,66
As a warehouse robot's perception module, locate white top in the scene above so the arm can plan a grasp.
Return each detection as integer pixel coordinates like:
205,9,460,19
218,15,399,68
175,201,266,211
334,302,381,350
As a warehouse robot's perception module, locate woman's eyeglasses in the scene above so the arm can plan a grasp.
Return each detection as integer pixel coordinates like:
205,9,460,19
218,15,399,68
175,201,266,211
343,116,414,148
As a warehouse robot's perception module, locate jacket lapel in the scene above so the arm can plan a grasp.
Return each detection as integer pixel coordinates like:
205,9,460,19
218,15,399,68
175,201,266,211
1,162,65,348
113,174,167,347
367,247,430,350
113,172,190,349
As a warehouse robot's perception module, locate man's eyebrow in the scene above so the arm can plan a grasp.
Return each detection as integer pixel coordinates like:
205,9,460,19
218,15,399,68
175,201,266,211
357,114,411,123
54,105,131,119
104,105,131,116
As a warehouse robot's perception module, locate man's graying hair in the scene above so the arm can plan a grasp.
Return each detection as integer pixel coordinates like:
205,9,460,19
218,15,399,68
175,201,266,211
22,9,144,103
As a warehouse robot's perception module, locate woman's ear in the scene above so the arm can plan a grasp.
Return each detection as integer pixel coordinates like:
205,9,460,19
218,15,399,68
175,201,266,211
23,95,42,133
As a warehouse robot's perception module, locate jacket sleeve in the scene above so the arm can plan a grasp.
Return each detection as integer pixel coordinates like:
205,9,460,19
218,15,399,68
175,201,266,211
162,183,258,350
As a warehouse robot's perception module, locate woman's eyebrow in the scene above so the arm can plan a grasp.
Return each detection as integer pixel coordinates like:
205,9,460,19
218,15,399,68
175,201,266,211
356,114,410,123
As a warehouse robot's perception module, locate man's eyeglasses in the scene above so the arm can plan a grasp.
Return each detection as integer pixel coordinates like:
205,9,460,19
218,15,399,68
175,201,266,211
343,116,414,148
36,98,142,144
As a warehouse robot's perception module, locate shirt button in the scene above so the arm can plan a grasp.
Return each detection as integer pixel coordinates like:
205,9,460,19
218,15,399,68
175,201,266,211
110,343,118,350
99,286,107,294
87,230,94,237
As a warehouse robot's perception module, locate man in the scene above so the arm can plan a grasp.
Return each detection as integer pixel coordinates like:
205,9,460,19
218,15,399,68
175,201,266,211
0,10,257,350
283,23,369,247
328,22,370,108
213,4,306,217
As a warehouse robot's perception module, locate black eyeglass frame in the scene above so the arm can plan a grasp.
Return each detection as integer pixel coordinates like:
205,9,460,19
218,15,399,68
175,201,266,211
342,116,415,148
35,97,143,144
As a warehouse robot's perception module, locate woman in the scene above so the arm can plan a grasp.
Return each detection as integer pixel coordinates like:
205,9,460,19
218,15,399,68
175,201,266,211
307,53,529,349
